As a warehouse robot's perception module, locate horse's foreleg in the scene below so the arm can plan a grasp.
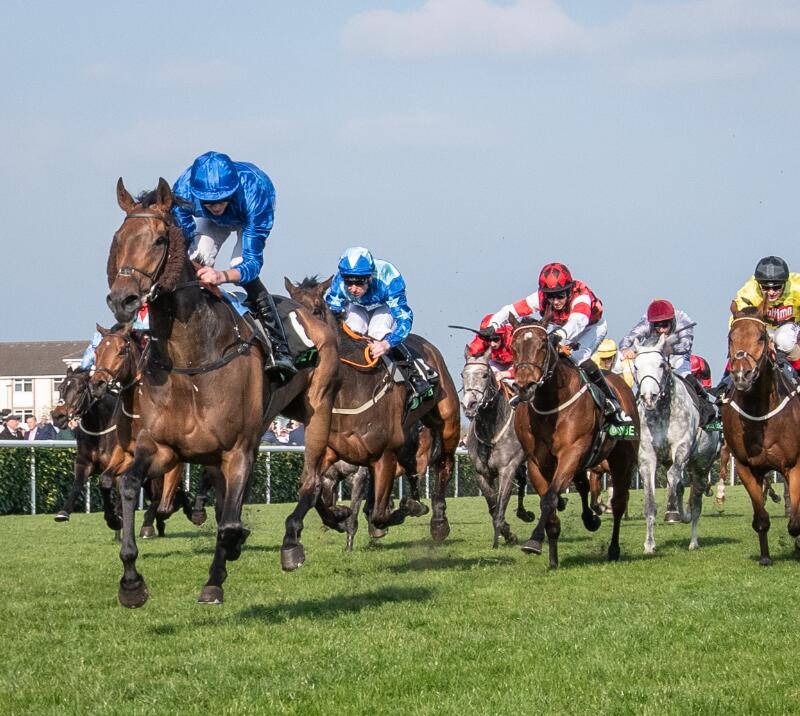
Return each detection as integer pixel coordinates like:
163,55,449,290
496,461,524,546
785,465,800,542
118,457,149,608
736,460,772,565
520,459,552,556
664,460,684,524
344,467,369,551
574,472,601,533
55,458,92,522
370,452,404,530
640,450,658,554
472,467,500,547
606,443,635,562
156,465,183,518
515,464,535,522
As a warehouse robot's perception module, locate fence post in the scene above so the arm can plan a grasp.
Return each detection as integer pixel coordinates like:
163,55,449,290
338,479,343,502
184,463,191,492
29,448,36,515
425,467,430,499
399,475,404,500
454,454,459,498
85,481,91,514
266,451,272,504
730,456,735,486
139,488,144,510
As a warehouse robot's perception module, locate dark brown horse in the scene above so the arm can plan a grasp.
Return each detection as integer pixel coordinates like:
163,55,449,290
722,302,800,565
105,178,341,605
509,315,640,567
286,276,461,543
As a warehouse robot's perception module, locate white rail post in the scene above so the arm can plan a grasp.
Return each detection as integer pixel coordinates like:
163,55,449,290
85,480,91,513
399,474,404,500
29,447,36,515
730,456,735,486
138,488,144,511
184,463,191,492
265,451,272,504
338,479,343,502
454,454,459,497
425,466,430,499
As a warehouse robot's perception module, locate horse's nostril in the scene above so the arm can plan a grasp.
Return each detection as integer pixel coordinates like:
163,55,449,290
122,295,139,309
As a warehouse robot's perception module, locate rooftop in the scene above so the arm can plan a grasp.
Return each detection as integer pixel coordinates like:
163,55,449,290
0,341,86,377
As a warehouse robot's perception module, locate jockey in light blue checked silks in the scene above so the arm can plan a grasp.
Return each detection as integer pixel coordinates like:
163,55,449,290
172,150,296,381
325,246,432,402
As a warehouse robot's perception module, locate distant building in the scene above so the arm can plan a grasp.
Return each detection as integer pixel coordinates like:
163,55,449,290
0,341,86,421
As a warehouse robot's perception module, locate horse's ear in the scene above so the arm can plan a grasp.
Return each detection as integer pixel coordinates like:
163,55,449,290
757,295,769,319
117,177,136,214
541,304,554,325
284,276,297,297
321,275,334,294
66,366,73,376
96,323,109,336
154,177,173,211
633,337,640,352
508,314,519,328
729,300,738,317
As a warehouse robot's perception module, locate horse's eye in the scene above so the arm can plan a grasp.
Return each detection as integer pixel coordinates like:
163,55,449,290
155,235,167,246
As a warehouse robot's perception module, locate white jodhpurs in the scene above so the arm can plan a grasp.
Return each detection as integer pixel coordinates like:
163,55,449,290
188,218,243,269
669,353,692,377
344,304,396,341
773,323,800,359
553,318,607,365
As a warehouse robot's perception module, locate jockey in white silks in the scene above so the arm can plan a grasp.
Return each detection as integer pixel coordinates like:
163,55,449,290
619,299,694,377
325,246,432,402
487,261,632,425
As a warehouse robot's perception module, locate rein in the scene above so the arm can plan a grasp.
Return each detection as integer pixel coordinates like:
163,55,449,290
339,322,380,369
511,323,556,386
633,350,671,409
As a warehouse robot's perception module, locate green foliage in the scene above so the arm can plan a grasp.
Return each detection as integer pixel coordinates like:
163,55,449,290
0,489,796,715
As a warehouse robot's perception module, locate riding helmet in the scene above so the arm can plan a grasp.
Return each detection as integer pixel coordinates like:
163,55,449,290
338,247,375,277
189,151,240,202
595,338,618,359
538,262,574,294
646,299,675,324
754,256,789,284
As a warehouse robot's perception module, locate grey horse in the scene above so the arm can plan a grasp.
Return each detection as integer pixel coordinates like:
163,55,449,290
634,336,720,552
461,347,535,547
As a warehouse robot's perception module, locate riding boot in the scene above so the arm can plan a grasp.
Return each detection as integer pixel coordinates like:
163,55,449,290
580,359,632,426
711,371,732,400
392,342,434,409
776,351,799,384
243,279,297,382
684,373,718,425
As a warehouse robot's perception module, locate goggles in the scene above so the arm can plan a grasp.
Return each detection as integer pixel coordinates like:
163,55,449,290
343,277,369,287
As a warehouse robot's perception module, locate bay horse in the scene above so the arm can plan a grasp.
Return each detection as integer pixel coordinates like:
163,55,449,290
633,336,719,553
722,301,800,565
460,346,535,548
509,313,640,567
105,178,341,606
285,276,461,544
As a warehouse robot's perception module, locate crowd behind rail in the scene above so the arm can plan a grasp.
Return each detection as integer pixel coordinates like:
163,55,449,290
1,146,798,606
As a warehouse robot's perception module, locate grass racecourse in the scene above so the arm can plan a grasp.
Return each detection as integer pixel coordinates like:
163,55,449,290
1,487,798,715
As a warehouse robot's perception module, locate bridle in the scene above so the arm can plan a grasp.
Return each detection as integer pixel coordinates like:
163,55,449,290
633,349,671,409
115,212,171,302
728,316,769,387
93,332,150,395
511,323,556,390
462,359,500,414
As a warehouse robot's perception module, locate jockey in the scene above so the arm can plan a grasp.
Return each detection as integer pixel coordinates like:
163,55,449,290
620,299,715,417
734,255,800,375
325,247,433,404
487,262,632,425
80,305,150,370
467,315,515,383
690,354,712,389
591,338,618,371
172,150,296,381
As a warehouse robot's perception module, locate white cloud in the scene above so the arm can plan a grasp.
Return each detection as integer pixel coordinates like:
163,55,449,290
342,0,586,59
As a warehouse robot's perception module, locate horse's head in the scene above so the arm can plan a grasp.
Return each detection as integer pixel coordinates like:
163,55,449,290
461,346,496,419
728,300,771,392
285,275,333,320
107,178,184,323
52,366,91,427
509,314,554,403
89,325,134,399
632,335,669,411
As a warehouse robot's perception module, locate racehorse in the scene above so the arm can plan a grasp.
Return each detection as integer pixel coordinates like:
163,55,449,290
285,276,461,544
105,179,341,605
509,313,639,567
722,302,800,565
714,439,783,509
51,366,192,537
633,335,719,553
460,346,535,548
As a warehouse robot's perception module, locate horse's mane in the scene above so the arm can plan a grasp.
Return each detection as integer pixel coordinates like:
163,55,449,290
106,189,187,292
735,306,761,318
297,275,322,290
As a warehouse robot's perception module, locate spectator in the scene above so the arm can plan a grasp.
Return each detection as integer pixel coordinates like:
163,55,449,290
0,415,25,440
24,416,38,441
36,415,58,440
56,417,79,440
287,420,305,446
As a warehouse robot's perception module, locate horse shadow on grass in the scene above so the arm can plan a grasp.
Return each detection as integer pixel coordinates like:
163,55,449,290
363,537,467,552
144,543,280,559
237,586,435,625
387,555,514,574
556,549,667,570
655,535,739,550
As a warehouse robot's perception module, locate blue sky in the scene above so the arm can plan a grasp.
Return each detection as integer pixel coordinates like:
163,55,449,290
3,0,798,380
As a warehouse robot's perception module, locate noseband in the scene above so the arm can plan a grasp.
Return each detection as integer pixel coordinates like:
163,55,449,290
115,212,170,302
512,323,555,388
634,350,671,407
462,360,499,412
728,316,768,385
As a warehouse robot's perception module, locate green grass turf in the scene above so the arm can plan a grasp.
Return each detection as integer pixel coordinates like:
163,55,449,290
1,487,798,716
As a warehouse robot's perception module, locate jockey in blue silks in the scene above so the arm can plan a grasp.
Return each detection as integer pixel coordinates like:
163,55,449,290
172,150,296,380
325,246,432,402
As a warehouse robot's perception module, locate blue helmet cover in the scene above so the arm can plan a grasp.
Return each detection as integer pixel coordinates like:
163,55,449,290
338,246,375,276
189,151,240,202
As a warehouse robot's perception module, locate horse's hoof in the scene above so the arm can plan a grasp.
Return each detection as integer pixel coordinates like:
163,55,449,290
118,579,149,608
106,517,123,531
220,525,250,561
603,506,614,514
520,539,542,555
197,586,224,604
607,544,621,561
714,497,725,507
516,508,536,523
430,518,450,543
644,544,655,555
139,525,156,539
557,496,568,511
54,511,70,522
759,556,773,567
504,533,519,546
190,509,207,526
689,541,699,550
664,511,681,524
281,544,306,572
368,525,387,539
582,513,602,532
770,491,782,504
400,497,429,518
592,504,604,517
